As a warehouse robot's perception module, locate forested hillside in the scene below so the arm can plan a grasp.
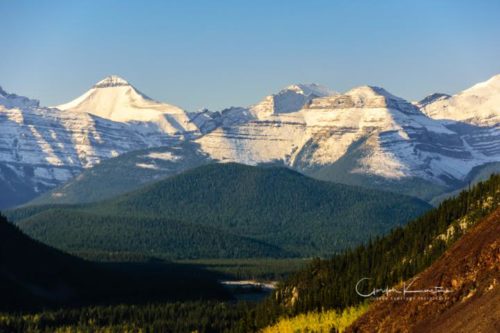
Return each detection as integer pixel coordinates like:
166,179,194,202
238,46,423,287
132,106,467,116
17,210,292,259
0,301,253,333
8,163,430,259
253,174,500,328
0,214,228,311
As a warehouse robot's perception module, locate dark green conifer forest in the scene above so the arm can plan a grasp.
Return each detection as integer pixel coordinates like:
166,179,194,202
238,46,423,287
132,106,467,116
7,164,431,259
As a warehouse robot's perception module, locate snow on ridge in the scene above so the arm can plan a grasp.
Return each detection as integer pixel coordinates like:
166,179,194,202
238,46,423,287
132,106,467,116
146,151,180,161
135,162,159,170
345,85,405,101
249,83,337,118
463,73,500,93
285,83,337,98
197,77,500,185
304,85,421,117
0,87,40,109
420,73,500,126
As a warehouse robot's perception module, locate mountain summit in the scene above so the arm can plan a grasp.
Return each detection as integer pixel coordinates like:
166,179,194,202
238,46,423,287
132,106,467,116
420,74,500,126
93,75,132,88
57,75,198,135
306,85,421,115
250,83,336,118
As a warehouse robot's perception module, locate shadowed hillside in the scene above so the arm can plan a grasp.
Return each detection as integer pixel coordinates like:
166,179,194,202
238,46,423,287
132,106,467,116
0,214,228,311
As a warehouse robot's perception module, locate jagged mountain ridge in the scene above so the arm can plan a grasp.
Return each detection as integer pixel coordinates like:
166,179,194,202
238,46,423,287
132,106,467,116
197,82,500,194
190,83,336,134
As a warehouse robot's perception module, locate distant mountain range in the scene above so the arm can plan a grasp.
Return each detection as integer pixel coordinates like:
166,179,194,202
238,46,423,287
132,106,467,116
1,74,500,208
7,163,430,259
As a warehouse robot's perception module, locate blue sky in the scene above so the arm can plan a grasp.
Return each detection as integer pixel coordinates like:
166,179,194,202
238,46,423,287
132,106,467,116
1,0,500,111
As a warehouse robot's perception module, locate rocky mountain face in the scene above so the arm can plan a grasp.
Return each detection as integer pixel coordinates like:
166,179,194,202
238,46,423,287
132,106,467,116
191,83,335,134
197,82,500,199
1,74,500,208
418,74,500,189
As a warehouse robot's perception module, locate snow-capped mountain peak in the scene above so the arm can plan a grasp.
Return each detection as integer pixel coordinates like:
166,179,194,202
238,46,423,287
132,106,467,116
346,85,397,99
93,75,132,88
249,83,337,118
464,73,500,93
285,83,336,98
420,73,500,125
304,85,420,116
57,75,151,115
56,75,199,135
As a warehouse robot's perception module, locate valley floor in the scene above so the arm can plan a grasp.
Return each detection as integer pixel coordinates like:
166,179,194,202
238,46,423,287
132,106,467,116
176,258,310,281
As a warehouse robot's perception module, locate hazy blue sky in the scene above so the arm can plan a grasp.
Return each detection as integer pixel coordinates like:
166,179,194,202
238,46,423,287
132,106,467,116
1,0,500,111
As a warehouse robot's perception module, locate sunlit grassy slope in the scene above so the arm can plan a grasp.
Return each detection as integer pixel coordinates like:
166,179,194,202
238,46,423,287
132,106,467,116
263,304,368,333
